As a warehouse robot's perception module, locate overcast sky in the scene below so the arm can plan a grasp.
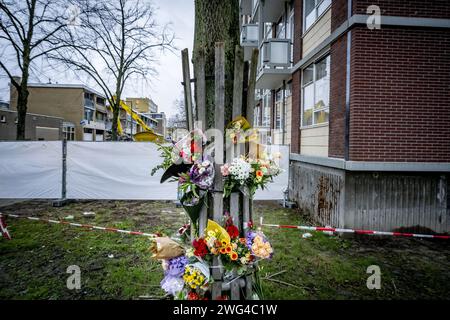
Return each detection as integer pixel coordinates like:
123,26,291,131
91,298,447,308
0,0,195,117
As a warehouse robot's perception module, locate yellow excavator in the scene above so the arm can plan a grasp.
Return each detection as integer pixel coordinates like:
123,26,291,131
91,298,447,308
109,98,163,142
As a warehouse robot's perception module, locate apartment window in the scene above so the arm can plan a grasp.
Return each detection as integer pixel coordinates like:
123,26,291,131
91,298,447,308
84,92,94,108
84,107,94,122
63,124,75,141
275,90,283,129
96,112,106,122
302,55,330,127
262,90,271,127
96,97,105,106
254,104,261,127
304,0,331,31
0,115,6,123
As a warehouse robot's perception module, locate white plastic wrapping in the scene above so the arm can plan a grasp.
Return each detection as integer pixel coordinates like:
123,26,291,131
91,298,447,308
0,141,62,198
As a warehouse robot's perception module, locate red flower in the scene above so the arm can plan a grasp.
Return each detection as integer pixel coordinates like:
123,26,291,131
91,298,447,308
193,238,209,258
187,292,200,300
216,295,229,300
226,225,239,239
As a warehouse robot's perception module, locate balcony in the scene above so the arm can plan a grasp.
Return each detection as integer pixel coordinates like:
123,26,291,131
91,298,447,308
240,23,259,60
260,0,286,22
256,38,292,89
239,0,252,15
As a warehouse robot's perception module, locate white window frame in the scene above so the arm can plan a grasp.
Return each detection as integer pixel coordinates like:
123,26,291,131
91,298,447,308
301,55,330,128
275,90,283,130
303,0,332,33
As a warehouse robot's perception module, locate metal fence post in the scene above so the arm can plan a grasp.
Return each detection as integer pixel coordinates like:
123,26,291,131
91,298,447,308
53,139,68,207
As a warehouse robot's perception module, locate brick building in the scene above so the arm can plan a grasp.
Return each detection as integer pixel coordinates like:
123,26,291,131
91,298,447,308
239,0,450,233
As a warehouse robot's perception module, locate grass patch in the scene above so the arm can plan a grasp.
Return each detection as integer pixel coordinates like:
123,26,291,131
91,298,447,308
0,200,449,300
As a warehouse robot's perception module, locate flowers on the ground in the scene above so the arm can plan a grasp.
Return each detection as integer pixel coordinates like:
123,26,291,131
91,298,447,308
151,215,273,300
247,230,273,259
183,263,209,290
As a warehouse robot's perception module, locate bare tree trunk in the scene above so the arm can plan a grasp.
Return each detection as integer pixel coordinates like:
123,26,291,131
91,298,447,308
111,101,120,141
16,52,31,140
193,0,240,129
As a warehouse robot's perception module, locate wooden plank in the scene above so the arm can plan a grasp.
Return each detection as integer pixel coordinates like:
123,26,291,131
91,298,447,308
245,275,253,300
181,48,194,131
211,42,226,293
232,45,244,119
230,280,240,300
194,50,206,130
243,188,251,233
230,193,240,228
211,282,223,300
246,48,259,127
198,203,207,237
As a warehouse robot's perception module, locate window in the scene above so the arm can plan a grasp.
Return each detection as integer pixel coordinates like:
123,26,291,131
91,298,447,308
96,97,105,106
96,111,106,122
262,90,271,127
84,107,94,121
302,55,330,127
254,104,261,127
63,124,75,141
304,0,331,31
0,115,6,123
275,90,283,129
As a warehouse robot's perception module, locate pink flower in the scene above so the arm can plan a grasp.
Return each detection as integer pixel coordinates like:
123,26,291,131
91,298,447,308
220,164,230,176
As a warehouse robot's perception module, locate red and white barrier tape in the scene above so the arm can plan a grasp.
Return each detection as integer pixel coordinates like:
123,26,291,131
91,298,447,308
0,213,158,240
0,215,11,240
259,217,450,240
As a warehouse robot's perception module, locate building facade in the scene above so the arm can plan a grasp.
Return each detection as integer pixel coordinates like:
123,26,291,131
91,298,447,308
147,112,167,137
239,0,450,233
0,107,63,141
9,82,108,141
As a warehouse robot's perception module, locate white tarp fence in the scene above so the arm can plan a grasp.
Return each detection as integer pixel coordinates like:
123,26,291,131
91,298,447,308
0,141,62,198
0,141,289,200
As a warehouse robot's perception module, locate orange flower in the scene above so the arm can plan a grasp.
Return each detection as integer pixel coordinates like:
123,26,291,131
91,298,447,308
220,247,227,254
256,170,263,177
225,245,232,253
229,252,238,261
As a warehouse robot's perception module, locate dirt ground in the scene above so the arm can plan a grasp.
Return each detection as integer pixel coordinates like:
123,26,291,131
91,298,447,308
0,200,449,300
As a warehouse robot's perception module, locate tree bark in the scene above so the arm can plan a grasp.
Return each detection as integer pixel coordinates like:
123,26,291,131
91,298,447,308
193,0,240,129
16,49,31,140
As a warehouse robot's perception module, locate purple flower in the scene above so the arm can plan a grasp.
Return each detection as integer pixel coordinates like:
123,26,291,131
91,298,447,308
246,230,257,250
160,275,184,296
166,255,188,277
188,158,214,190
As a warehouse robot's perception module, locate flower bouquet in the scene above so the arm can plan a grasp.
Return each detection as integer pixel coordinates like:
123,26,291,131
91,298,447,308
220,154,282,198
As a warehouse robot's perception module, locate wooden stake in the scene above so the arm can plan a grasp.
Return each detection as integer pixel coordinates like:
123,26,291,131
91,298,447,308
182,48,194,131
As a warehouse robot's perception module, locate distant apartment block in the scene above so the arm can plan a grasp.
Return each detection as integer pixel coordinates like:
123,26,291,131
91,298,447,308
147,112,167,137
9,82,108,141
125,97,158,113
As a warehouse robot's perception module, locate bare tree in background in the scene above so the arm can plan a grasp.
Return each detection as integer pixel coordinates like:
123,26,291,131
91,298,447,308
0,0,70,140
50,0,175,141
167,96,187,129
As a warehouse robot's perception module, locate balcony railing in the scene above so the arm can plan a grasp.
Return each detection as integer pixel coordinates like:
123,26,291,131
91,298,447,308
240,24,259,47
256,38,292,89
260,38,291,69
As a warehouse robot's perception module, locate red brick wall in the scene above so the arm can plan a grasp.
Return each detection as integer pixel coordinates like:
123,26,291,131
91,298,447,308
291,0,303,153
349,27,450,162
291,71,301,154
331,0,348,31
353,0,450,19
328,36,347,159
